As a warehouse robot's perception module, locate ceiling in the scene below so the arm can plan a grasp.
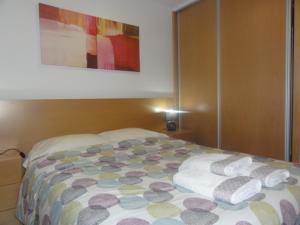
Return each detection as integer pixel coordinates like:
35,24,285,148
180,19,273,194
157,0,187,6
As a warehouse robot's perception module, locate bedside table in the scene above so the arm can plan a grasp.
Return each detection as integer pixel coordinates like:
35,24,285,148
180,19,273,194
161,129,195,142
0,151,22,225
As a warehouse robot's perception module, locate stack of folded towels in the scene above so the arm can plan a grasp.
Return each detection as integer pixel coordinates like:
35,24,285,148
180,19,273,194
173,154,290,205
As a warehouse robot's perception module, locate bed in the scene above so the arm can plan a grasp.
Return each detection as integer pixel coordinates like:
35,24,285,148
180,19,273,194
16,128,300,225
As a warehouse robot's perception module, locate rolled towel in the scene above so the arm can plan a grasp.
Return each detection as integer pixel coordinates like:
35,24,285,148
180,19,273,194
173,170,262,204
179,154,252,177
238,162,290,187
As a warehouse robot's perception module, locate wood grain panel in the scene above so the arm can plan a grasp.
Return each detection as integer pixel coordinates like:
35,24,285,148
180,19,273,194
0,152,22,186
178,0,218,147
0,184,20,211
221,0,286,159
0,209,21,225
293,0,300,162
0,98,174,153
162,129,196,143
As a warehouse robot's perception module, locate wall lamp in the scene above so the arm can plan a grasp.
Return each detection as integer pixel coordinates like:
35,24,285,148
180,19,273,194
154,107,188,131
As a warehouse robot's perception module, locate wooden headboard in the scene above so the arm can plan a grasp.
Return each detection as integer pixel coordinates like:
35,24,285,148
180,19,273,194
0,98,174,153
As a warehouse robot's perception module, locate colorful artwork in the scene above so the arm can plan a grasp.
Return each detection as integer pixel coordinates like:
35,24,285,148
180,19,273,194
39,3,140,72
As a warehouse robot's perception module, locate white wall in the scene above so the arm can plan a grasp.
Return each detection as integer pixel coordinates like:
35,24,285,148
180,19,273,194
0,0,174,99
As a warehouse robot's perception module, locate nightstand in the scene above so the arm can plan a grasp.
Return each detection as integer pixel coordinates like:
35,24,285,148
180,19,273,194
161,129,195,142
0,151,22,225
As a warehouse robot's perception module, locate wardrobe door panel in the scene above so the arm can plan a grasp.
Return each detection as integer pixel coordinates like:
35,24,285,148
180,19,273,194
178,0,218,147
221,0,286,159
293,0,300,162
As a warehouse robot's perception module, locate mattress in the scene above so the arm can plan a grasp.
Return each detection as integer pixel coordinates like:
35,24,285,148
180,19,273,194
16,135,300,225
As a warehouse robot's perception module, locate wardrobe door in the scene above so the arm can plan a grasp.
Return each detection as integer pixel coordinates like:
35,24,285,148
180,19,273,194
221,0,286,159
293,0,300,162
178,0,218,147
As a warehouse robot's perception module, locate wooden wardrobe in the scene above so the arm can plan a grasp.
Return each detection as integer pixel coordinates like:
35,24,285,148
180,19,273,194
178,0,294,160
293,0,300,162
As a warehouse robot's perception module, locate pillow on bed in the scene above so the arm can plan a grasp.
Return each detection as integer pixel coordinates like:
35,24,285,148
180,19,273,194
98,128,168,142
23,134,106,168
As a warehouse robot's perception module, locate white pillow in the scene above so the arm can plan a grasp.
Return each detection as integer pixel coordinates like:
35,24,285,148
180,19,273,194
98,128,168,142
24,134,106,168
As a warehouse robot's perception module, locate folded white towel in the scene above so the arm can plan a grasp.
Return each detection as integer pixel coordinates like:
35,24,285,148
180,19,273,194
179,154,253,177
173,170,262,204
238,162,290,187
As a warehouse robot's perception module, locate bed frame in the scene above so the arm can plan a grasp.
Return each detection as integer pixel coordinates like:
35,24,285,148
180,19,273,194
0,98,174,153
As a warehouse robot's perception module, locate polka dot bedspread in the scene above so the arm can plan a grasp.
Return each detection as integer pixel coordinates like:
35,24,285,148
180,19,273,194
16,136,300,225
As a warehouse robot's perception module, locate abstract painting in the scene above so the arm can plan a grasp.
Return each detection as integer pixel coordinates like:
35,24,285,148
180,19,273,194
39,3,140,72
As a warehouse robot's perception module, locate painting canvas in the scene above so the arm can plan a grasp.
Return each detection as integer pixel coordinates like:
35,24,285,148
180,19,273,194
39,3,140,72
